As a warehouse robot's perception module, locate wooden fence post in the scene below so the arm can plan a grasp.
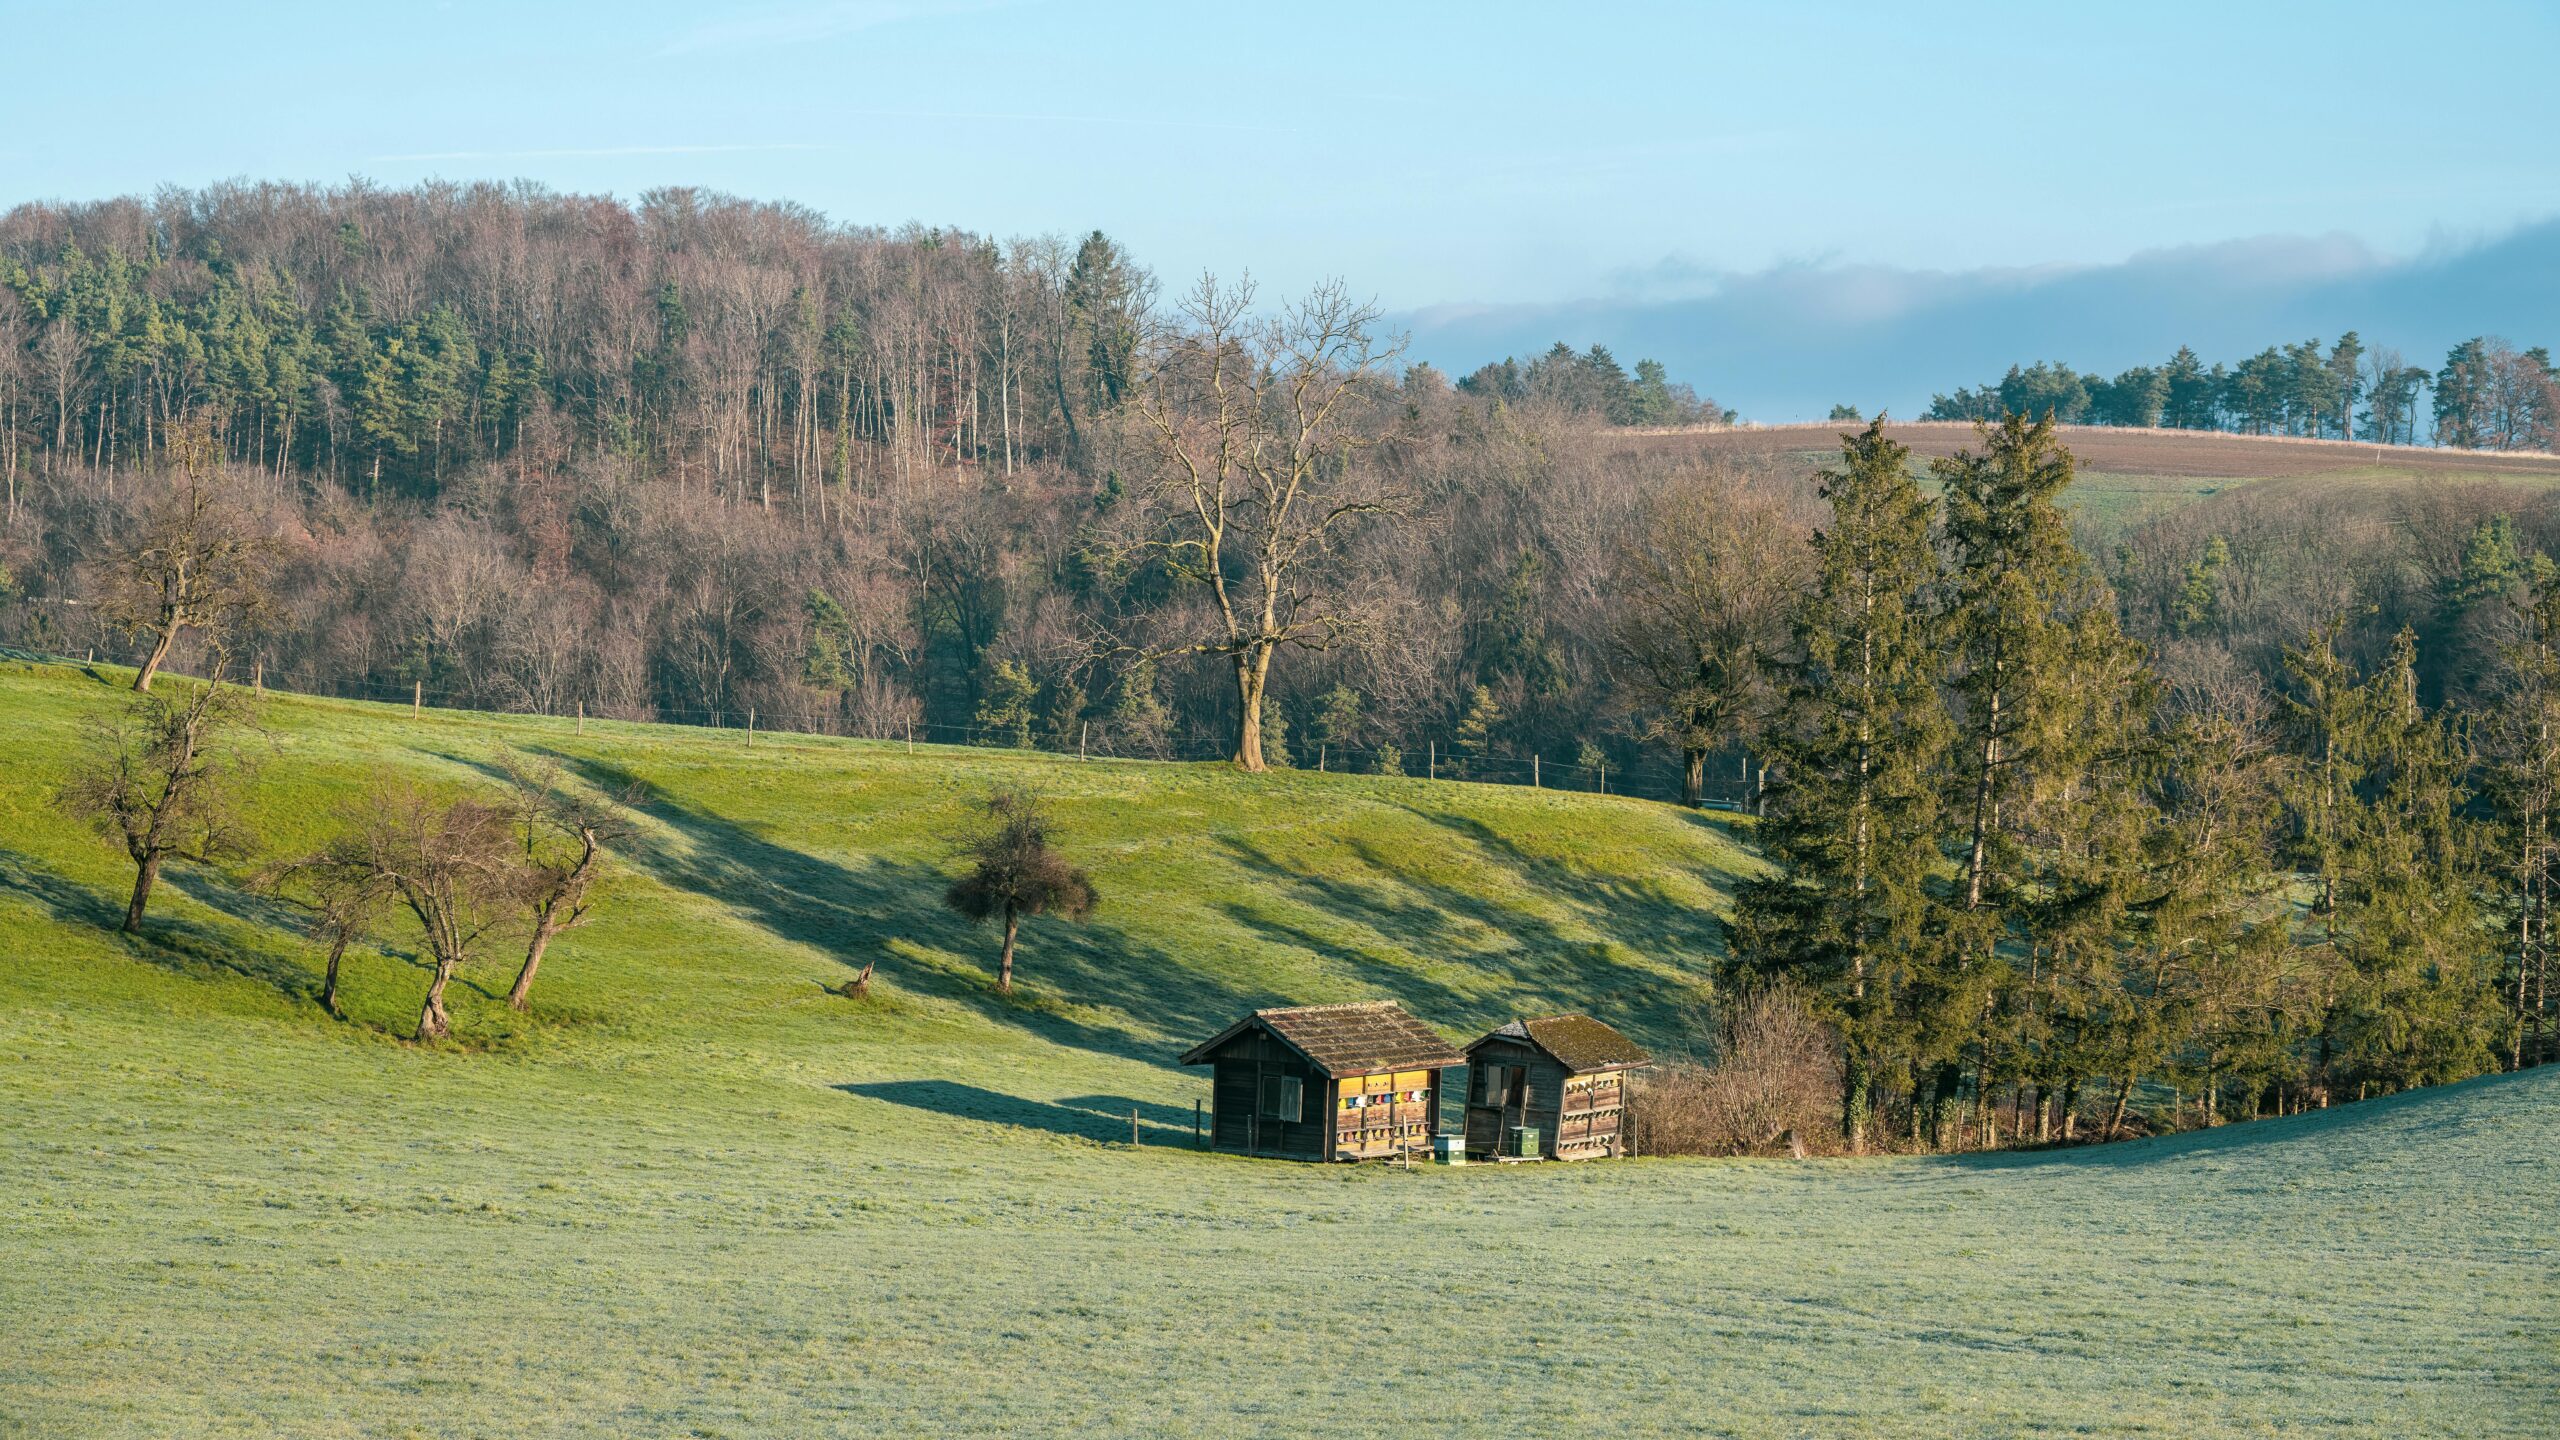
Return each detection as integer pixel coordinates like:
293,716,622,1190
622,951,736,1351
1079,722,1088,761
1194,1099,1203,1149
906,720,913,755
747,707,755,749
1599,763,1607,795
1319,744,1326,773
1532,754,1540,787
413,680,422,717
1131,1107,1140,1146
252,657,262,696
1428,741,1436,781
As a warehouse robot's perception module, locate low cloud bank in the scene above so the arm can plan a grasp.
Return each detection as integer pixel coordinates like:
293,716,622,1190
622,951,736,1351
1398,220,2560,423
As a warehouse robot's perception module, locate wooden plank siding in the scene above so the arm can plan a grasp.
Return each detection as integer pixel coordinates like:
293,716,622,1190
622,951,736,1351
1199,1032,1328,1159
1462,1019,1643,1160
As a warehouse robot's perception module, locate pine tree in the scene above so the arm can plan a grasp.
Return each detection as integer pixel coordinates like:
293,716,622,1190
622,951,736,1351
1257,702,1292,770
2328,630,2497,1093
1928,414,2090,1147
975,660,1038,748
1453,684,1503,777
1725,420,1948,1151
2481,573,2560,1068
1105,660,1172,758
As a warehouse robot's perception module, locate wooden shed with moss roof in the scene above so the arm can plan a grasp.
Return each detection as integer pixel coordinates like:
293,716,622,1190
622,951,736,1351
1464,1014,1649,1159
1179,1001,1465,1161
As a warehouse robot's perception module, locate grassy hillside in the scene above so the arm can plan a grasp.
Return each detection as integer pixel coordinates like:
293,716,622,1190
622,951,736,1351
2,660,2554,1438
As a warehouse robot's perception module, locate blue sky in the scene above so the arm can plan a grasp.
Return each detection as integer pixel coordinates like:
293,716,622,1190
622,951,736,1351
5,0,2556,415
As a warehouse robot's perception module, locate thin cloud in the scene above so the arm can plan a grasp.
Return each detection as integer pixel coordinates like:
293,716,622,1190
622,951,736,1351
368,143,832,163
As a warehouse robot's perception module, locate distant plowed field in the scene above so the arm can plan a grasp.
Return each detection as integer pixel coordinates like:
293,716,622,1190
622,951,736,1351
1608,423,2560,523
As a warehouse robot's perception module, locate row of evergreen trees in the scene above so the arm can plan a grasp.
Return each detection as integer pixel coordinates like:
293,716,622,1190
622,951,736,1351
1457,341,1729,427
1921,335,2557,450
1729,417,2547,1150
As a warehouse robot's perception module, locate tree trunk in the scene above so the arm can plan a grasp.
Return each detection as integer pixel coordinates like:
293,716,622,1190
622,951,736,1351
507,925,555,1012
322,934,348,1016
1232,647,1270,772
134,620,181,692
417,957,456,1041
1681,746,1706,807
122,852,162,934
998,906,1019,994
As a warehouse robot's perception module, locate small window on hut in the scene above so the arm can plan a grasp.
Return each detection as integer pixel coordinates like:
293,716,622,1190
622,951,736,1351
1258,1074,1303,1122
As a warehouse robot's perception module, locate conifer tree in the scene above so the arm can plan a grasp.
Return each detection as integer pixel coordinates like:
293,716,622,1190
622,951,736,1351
1926,414,2087,1145
2481,572,2560,1068
974,660,1038,748
1726,420,1947,1151
2328,630,2497,1093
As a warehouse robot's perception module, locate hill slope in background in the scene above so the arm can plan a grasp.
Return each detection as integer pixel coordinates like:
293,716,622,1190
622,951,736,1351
1614,422,2560,527
1,661,2552,1438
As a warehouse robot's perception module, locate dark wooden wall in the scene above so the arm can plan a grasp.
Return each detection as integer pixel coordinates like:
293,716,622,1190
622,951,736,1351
1202,1031,1327,1159
1465,1042,1630,1158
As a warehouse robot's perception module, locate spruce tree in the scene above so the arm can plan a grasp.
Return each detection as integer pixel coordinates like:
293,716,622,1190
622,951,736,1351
2481,573,2560,1068
1725,420,1947,1151
1927,414,2087,1146
2329,630,2497,1093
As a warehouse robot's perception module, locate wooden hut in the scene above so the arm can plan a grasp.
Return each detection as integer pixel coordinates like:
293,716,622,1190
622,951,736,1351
1463,1015,1649,1160
1179,1001,1465,1161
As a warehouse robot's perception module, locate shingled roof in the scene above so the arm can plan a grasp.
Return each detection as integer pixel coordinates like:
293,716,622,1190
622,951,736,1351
1179,1001,1466,1075
1473,1014,1650,1073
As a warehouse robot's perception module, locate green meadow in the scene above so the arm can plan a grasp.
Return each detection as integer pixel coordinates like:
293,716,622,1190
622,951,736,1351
1,659,2552,1438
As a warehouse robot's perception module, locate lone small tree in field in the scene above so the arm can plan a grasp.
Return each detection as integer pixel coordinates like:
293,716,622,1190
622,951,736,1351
300,785,525,1041
498,755,631,1012
99,432,273,692
58,678,258,934
943,788,1098,995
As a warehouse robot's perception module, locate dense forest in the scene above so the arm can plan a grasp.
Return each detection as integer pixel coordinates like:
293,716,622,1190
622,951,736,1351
1925,335,2559,449
0,181,1726,792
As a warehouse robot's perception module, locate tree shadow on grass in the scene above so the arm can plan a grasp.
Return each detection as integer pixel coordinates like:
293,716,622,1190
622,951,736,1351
1934,1068,2551,1175
534,750,1271,1067
0,847,320,1004
1213,822,1709,1047
837,1080,1198,1144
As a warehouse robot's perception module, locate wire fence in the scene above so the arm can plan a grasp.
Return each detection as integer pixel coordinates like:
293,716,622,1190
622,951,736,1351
21,639,1764,813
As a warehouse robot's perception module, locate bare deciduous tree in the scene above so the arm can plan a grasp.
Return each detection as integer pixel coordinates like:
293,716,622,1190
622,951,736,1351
99,437,273,691
498,755,633,1012
260,855,395,1017
1132,276,1404,771
57,678,259,934
1609,466,1810,804
297,785,525,1041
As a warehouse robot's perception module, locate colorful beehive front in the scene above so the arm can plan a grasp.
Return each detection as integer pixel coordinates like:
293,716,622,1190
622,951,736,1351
1179,1001,1465,1161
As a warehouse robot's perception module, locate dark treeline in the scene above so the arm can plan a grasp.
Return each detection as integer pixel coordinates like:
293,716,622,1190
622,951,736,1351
1924,335,2559,449
1728,417,2556,1152
0,180,1738,792
1455,342,1732,428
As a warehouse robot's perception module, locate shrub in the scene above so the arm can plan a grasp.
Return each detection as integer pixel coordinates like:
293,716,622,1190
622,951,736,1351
1628,987,1841,1156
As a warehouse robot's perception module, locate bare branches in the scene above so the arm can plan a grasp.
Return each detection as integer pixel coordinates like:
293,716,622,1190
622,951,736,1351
1125,275,1408,768
285,783,527,1041
57,678,260,934
97,429,275,691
